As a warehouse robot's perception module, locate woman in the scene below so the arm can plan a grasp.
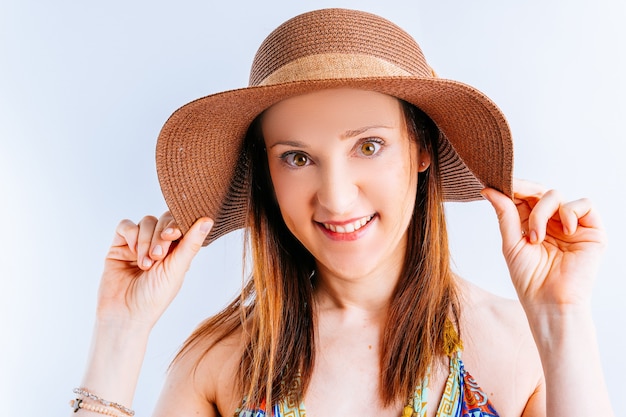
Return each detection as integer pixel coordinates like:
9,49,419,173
71,8,613,417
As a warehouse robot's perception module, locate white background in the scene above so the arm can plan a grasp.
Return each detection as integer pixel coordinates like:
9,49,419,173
1,1,624,415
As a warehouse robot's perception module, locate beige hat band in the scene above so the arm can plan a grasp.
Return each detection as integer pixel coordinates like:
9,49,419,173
257,53,413,86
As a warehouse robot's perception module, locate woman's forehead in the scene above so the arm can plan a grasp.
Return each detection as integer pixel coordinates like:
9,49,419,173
261,88,404,140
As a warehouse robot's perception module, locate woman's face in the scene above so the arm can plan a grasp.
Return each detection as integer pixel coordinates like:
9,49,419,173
261,89,430,281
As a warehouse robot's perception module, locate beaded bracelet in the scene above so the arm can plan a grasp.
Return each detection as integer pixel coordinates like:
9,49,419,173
69,398,123,417
72,388,135,416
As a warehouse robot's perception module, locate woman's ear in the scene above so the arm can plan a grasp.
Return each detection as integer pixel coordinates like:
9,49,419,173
418,149,431,172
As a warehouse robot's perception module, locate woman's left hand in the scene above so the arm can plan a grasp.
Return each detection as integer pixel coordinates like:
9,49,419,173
481,179,607,311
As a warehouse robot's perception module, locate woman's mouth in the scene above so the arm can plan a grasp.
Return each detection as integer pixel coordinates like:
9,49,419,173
321,214,375,234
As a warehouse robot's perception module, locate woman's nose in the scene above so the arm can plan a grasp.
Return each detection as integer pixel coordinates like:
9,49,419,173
316,162,359,215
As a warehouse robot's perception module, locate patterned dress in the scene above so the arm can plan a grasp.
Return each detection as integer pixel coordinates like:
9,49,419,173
236,349,500,417
403,351,499,417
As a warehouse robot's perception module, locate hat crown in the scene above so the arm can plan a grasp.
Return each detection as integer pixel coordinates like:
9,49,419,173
249,8,433,86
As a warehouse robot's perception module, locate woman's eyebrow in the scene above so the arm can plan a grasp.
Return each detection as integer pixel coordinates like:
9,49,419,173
268,140,308,149
267,125,393,149
341,125,392,139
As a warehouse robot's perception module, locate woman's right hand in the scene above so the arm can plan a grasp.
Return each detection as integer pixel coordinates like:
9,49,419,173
96,212,214,328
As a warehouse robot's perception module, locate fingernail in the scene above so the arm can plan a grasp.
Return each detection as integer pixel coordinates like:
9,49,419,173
142,258,153,268
152,245,163,256
164,228,174,235
200,220,213,234
530,230,538,243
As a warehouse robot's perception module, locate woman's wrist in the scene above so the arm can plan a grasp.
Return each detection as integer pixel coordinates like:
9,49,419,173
523,303,613,415
78,319,152,408
522,302,593,344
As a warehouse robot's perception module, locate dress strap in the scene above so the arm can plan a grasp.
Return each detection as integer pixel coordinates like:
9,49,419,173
403,319,464,417
403,351,463,417
402,368,429,417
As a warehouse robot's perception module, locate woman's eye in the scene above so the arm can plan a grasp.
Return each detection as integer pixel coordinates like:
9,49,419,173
284,152,310,167
359,140,382,156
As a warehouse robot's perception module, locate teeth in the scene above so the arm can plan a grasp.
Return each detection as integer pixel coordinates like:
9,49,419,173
323,215,373,234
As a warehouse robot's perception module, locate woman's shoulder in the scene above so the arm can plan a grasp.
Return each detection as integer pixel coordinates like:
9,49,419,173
457,277,537,355
154,321,245,417
457,277,528,330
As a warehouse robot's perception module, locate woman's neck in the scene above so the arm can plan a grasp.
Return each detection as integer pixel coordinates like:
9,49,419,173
312,259,403,317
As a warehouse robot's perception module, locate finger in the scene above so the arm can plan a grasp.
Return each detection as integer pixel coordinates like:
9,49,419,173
512,178,548,200
137,215,158,270
108,219,140,261
481,187,524,250
165,218,214,277
161,220,182,241
111,219,138,247
527,189,562,243
559,197,595,235
150,212,179,261
158,211,183,242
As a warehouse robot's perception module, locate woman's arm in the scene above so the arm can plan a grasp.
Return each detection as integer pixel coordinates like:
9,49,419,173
71,214,213,416
523,304,609,416
482,179,614,416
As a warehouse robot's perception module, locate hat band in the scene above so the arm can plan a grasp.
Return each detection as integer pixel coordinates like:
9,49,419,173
256,53,413,86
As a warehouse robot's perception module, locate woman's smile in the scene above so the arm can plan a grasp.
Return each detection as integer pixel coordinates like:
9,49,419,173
316,214,377,240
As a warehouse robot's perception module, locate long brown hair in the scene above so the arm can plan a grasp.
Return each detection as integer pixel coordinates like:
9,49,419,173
174,99,460,409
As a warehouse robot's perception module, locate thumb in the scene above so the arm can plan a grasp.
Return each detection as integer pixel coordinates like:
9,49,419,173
167,218,214,276
481,188,523,250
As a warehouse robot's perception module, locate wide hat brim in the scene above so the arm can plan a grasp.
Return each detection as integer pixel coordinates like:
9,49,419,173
156,76,513,246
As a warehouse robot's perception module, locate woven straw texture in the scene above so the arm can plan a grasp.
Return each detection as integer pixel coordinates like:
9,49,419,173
156,8,513,245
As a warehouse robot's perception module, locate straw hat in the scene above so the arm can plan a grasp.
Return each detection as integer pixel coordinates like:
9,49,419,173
156,8,513,245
